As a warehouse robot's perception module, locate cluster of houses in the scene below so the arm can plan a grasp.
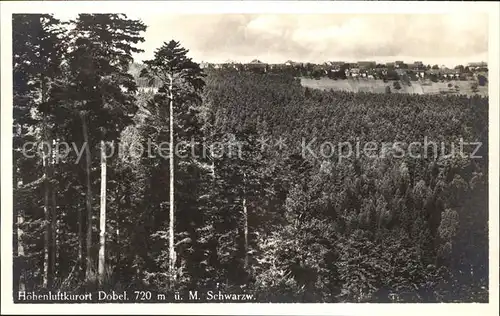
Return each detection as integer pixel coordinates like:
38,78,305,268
200,59,488,81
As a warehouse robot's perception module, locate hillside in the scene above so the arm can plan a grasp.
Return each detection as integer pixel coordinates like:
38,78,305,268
301,78,488,97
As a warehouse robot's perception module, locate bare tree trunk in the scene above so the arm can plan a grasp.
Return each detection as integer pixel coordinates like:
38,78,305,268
78,193,83,278
42,113,51,289
42,146,50,288
243,172,248,270
50,139,57,281
50,190,57,279
168,74,176,283
116,228,120,268
115,183,120,270
77,164,84,278
98,141,107,285
56,217,61,279
39,76,53,288
243,197,248,269
17,208,26,292
81,112,93,279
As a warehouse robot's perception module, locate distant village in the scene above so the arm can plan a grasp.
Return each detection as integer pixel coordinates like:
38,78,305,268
199,60,488,82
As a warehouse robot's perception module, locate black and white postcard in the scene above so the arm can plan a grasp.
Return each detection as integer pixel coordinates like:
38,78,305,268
1,1,498,315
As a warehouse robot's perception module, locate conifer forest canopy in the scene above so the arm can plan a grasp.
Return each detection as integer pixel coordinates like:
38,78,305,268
12,13,488,303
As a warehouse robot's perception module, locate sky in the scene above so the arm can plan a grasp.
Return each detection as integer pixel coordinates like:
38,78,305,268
57,13,489,67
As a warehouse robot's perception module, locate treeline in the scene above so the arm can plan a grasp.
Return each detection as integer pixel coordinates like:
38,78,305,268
13,14,488,303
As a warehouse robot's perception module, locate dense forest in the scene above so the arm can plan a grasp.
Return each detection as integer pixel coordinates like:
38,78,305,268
13,14,488,303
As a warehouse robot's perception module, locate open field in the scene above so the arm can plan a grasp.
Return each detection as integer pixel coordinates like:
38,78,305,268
301,78,488,96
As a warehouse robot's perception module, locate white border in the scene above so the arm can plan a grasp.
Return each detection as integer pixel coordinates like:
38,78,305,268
1,1,499,315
